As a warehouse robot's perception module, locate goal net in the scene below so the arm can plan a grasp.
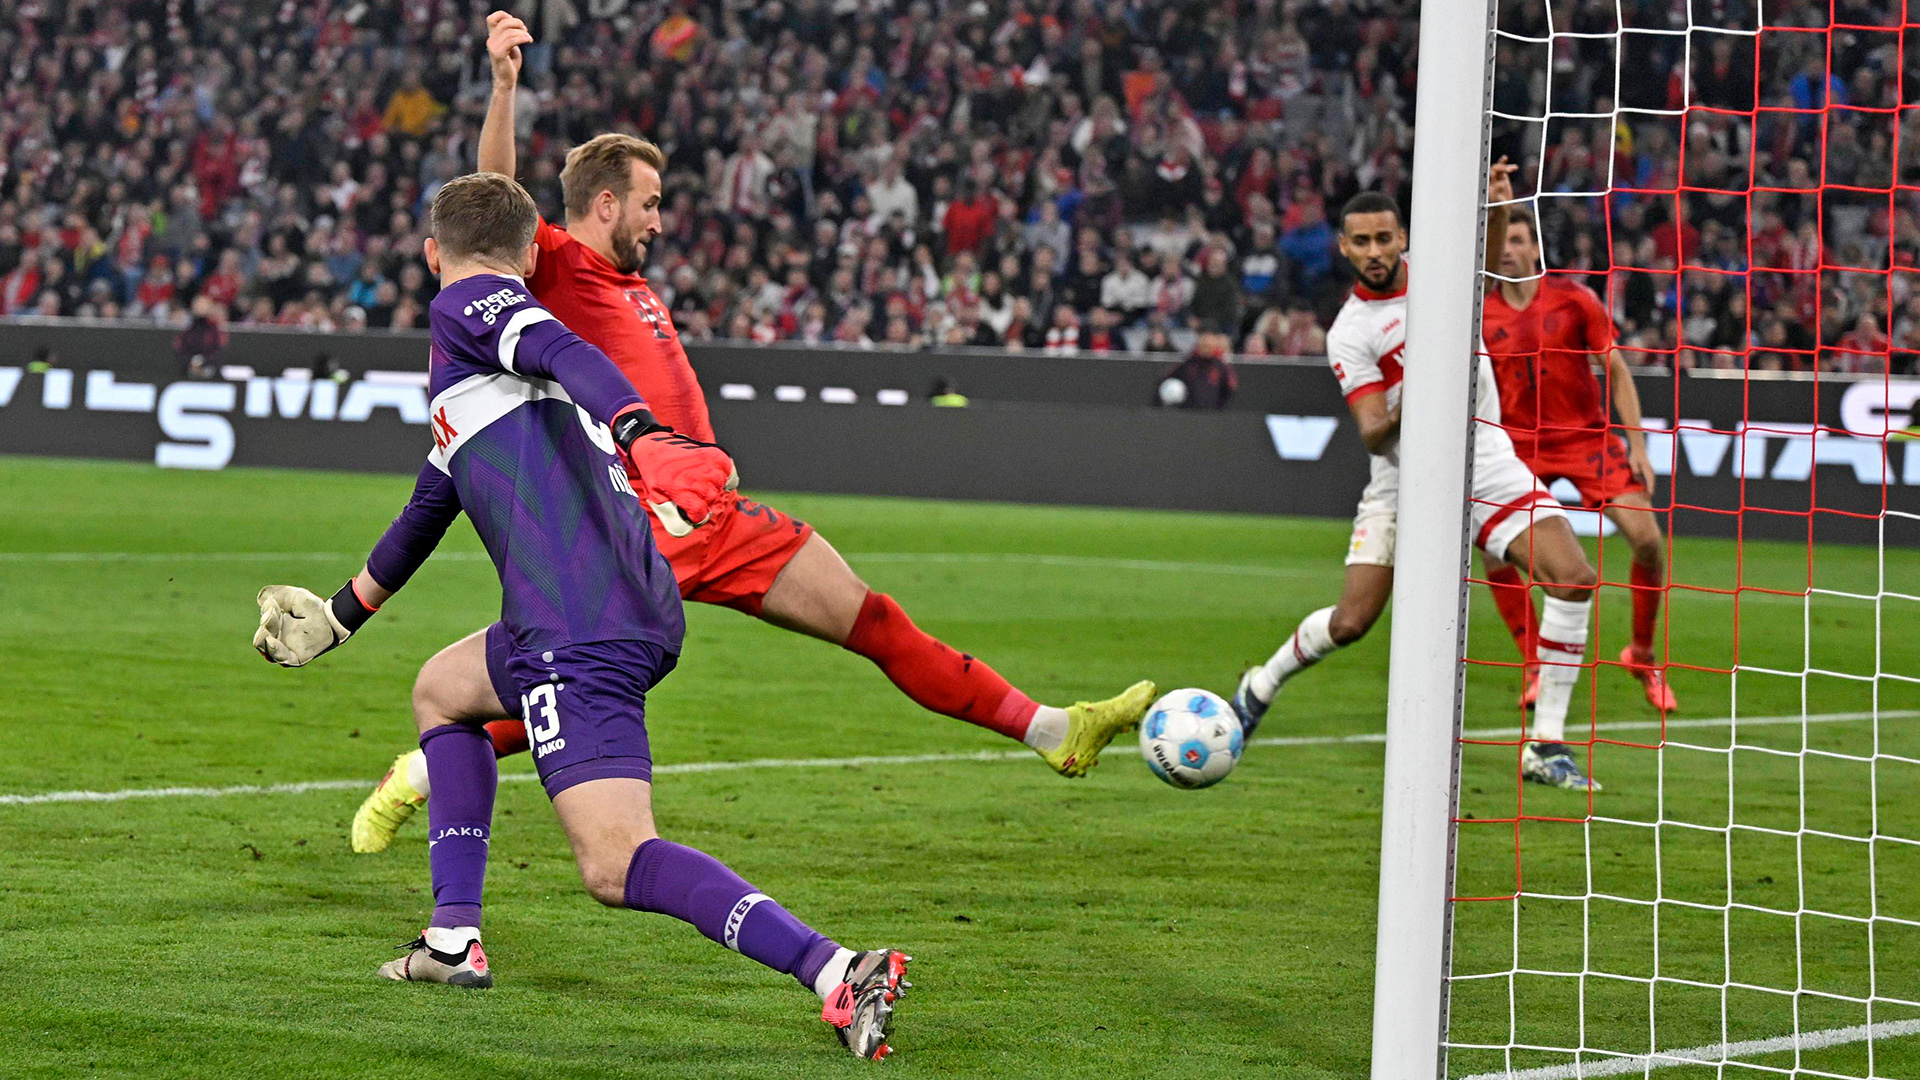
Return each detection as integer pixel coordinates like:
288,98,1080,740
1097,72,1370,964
1379,0,1920,1077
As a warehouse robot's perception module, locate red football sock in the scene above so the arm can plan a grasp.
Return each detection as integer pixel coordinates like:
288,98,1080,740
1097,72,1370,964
1630,561,1662,658
1485,564,1539,663
486,719,529,759
844,590,1038,741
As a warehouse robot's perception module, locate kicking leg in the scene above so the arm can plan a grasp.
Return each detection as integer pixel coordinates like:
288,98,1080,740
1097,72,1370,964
555,777,911,1061
1233,562,1394,734
373,629,504,985
351,627,515,854
1607,492,1677,710
1504,518,1603,791
760,531,1153,777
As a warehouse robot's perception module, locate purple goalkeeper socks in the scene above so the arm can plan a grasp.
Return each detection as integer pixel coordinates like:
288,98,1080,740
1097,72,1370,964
624,838,841,990
420,724,496,930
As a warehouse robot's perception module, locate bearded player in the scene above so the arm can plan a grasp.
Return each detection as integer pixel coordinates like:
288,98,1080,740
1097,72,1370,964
1228,168,1606,791
255,174,911,1060
349,12,1152,853
1480,208,1675,713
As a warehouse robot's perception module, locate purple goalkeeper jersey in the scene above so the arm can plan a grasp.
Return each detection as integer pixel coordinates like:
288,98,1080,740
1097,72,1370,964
362,273,684,656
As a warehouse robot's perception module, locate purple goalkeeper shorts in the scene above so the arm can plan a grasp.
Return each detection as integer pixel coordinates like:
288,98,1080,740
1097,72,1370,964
484,623,678,798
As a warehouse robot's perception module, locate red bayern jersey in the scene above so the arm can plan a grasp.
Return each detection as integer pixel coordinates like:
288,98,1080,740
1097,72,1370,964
1481,275,1614,448
529,218,715,444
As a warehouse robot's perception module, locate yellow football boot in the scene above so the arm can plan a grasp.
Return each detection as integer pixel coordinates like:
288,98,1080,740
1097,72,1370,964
351,750,427,853
1039,680,1156,778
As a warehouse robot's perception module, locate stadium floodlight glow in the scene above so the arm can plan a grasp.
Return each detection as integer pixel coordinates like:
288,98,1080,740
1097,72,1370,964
1379,0,1920,1076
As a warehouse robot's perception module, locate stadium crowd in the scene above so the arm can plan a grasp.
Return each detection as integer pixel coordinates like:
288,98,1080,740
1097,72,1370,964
0,0,1910,372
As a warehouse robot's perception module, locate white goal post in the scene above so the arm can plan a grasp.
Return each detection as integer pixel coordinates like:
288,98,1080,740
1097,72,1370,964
1374,0,1920,1075
1371,0,1499,1075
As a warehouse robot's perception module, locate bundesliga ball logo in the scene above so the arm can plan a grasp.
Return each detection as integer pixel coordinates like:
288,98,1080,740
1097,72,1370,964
1139,689,1242,790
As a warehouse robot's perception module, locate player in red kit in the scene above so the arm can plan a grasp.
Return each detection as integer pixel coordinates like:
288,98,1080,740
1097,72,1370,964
349,13,1153,853
1481,208,1676,712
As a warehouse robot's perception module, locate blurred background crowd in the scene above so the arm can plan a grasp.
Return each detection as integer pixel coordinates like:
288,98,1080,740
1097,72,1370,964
0,0,1910,373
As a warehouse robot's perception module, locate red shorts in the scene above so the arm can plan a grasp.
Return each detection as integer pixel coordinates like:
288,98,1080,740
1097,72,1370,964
650,490,813,615
1517,431,1644,508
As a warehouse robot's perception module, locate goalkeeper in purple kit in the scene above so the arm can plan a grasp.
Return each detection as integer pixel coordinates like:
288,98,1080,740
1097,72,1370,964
251,172,911,1061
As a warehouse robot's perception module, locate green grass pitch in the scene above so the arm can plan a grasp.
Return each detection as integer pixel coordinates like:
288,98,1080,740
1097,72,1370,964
0,455,1915,1079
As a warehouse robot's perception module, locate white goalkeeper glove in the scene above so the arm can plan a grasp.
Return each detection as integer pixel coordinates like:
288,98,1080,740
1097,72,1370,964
253,582,377,667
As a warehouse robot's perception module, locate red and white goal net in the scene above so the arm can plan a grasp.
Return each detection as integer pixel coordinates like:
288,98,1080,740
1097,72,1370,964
1381,0,1920,1076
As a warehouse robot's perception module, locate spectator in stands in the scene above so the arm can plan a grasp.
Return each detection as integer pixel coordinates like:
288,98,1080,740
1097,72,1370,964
6,0,1892,372
1044,306,1083,355
1190,247,1244,339
1102,252,1153,325
942,181,1000,259
383,70,445,138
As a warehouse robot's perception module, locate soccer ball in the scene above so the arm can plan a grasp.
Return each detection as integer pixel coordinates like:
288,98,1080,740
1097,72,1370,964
1139,688,1244,789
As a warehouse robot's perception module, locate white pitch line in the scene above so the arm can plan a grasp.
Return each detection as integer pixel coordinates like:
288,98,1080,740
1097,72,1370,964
1455,1017,1920,1079
0,549,1873,605
1,711,1911,808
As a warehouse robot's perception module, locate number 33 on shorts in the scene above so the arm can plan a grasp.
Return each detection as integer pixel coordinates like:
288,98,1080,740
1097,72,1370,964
522,683,565,758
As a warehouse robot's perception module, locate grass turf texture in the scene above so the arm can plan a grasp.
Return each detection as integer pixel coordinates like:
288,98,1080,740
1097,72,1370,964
0,455,1914,1079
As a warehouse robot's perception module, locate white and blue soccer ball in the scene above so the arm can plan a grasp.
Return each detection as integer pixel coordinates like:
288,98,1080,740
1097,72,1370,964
1139,688,1244,789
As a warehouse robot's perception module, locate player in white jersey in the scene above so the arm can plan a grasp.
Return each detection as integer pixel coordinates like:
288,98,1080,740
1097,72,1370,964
1229,169,1605,791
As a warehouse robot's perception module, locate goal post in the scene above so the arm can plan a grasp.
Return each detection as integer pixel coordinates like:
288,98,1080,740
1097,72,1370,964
1376,0,1920,1076
1371,0,1499,1076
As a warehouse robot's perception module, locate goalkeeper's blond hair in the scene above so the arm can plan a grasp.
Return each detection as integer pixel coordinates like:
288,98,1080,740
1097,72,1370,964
430,172,538,266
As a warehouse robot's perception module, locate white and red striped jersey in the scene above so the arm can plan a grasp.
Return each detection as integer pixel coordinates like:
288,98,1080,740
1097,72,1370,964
1324,268,1515,475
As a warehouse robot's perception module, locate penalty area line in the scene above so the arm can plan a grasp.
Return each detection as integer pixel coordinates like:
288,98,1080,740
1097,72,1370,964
1453,1017,1920,1079
0,710,1911,808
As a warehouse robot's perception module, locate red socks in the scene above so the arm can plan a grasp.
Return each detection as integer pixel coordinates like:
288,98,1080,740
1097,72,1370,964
844,590,1038,740
1630,561,1662,659
480,591,1040,757
486,719,528,758
1485,564,1539,664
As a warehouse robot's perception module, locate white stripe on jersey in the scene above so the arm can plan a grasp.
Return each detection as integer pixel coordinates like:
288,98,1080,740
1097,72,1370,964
495,307,557,374
425,371,617,475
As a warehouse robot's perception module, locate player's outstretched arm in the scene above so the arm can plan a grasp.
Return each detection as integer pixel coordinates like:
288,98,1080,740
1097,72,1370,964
508,313,740,535
478,11,531,177
253,463,462,667
253,574,387,668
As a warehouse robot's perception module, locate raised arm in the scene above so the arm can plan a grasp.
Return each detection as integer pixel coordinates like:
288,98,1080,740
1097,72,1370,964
254,463,462,667
478,11,532,177
1485,156,1515,277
